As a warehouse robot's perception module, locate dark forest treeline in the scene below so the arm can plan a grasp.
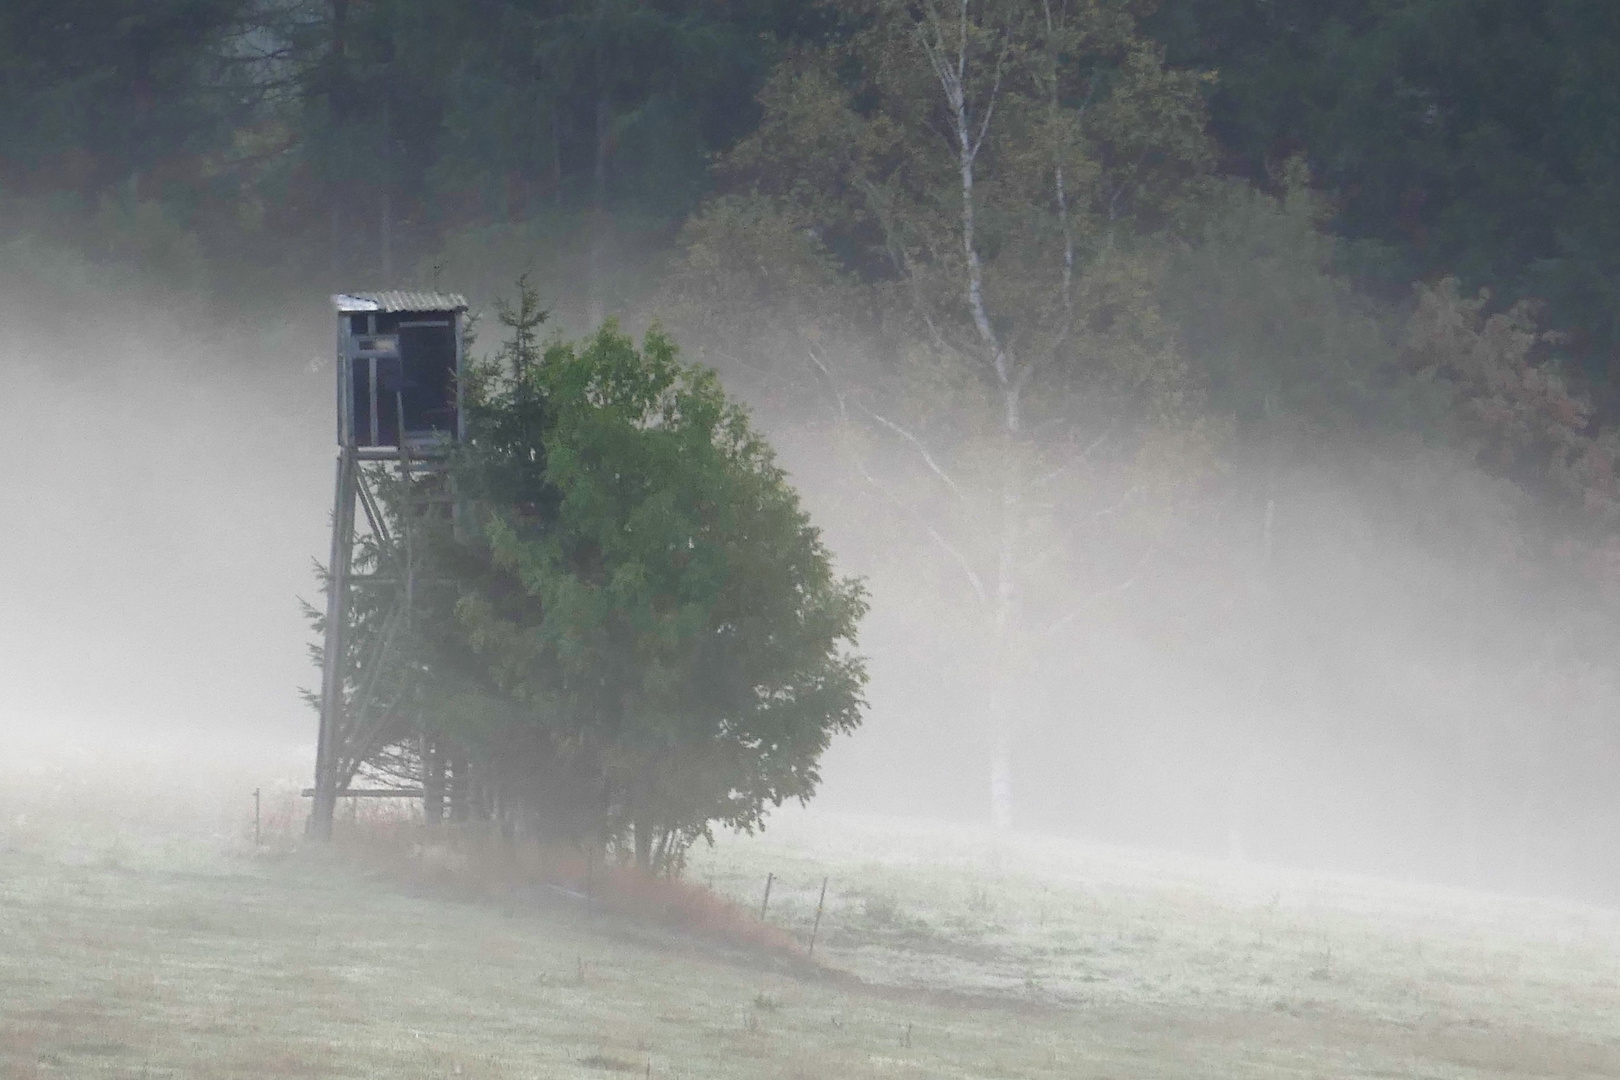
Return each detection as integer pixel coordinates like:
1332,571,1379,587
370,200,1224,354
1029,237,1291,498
0,0,837,300
1149,0,1620,390
5,1,1617,386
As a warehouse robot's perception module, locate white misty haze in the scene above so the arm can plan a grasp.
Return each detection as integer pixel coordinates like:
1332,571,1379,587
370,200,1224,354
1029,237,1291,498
1,264,330,746
4,247,1619,905
721,339,1620,903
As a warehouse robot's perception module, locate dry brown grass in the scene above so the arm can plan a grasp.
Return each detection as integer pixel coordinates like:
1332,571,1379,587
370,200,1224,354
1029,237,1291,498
328,811,808,959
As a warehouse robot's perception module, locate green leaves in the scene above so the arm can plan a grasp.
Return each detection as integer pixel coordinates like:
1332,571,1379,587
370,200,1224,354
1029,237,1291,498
443,286,867,865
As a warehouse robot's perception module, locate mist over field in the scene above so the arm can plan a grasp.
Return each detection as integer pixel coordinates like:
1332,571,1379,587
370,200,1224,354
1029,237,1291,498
5,3,1620,1076
5,237,1620,902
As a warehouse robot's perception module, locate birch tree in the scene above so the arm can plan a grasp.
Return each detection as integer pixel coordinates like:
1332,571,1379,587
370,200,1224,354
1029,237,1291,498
669,0,1215,828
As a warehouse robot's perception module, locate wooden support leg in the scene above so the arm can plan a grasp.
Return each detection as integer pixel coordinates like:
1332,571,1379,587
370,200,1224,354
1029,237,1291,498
311,447,358,840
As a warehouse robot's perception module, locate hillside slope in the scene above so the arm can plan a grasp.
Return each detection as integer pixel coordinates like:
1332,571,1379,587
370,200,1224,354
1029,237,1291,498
2,744,1618,1078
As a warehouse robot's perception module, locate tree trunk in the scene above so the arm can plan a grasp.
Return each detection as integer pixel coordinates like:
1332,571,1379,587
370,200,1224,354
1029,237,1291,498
987,682,1015,831
423,738,445,825
1514,787,1534,891
988,431,1022,830
1230,466,1277,861
448,753,469,821
922,5,1026,833
634,817,653,871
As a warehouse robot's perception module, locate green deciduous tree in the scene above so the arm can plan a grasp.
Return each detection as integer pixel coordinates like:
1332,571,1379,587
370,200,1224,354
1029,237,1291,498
420,290,868,870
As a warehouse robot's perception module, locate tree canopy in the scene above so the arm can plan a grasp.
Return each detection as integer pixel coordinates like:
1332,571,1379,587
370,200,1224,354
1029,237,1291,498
347,291,868,871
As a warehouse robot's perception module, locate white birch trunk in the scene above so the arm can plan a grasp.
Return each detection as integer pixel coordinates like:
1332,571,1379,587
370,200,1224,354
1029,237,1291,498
1230,491,1275,861
918,3,1030,830
988,430,1022,829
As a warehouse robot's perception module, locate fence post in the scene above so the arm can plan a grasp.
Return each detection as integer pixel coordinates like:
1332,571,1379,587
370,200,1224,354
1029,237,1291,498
807,876,829,958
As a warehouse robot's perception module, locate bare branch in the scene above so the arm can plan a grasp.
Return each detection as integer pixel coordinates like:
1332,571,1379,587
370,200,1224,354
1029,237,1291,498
1042,0,1098,346
1091,484,1143,518
807,345,969,504
957,0,969,87
850,426,989,607
807,338,987,605
862,408,970,504
1030,483,1144,574
1042,526,1167,639
804,346,849,424
1030,429,1109,488
915,2,959,107
970,38,1011,161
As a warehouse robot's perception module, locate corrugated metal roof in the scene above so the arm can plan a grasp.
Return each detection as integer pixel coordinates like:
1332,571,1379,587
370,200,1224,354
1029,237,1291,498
333,291,469,313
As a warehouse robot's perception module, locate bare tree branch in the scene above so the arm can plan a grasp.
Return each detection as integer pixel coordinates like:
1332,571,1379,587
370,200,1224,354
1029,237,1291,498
808,346,969,504
1042,525,1167,639
806,344,988,606
863,408,971,504
1090,484,1142,518
804,346,849,424
1030,428,1110,488
970,39,1011,161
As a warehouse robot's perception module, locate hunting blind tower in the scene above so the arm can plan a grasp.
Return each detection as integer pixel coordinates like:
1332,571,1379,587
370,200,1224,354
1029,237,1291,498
310,291,468,839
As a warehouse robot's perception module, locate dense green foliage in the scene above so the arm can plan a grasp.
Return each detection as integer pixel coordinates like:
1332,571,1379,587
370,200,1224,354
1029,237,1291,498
0,1,837,297
0,0,254,196
388,292,867,869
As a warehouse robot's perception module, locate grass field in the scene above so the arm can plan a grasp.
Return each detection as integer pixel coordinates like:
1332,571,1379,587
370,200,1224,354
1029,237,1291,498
3,739,1620,1078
